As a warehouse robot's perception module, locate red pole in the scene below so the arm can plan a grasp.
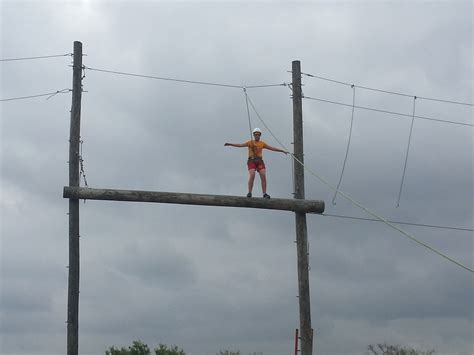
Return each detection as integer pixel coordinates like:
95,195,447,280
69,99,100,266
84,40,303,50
295,329,299,355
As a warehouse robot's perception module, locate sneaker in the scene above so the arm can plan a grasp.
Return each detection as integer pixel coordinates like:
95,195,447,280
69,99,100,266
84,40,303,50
246,192,252,198
263,193,271,199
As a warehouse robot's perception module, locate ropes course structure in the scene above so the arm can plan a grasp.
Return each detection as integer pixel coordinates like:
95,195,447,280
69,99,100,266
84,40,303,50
4,44,472,355
2,48,472,272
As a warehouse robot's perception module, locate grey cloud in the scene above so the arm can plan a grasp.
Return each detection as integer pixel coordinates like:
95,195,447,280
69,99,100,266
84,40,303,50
1,2,472,355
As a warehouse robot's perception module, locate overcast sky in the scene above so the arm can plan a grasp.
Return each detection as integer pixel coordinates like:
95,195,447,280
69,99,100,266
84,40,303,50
1,1,473,355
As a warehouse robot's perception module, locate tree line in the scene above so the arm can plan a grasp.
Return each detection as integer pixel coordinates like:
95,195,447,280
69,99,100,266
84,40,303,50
105,340,436,355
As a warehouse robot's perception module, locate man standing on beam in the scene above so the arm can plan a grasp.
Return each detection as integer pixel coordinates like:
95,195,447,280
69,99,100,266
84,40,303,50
225,127,288,199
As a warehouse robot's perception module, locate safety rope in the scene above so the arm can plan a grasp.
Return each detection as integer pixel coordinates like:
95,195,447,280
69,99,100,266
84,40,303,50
243,87,259,158
243,88,253,141
332,84,356,205
397,96,417,207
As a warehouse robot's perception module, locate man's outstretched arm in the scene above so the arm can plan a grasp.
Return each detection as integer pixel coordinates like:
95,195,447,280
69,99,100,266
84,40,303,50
224,143,247,148
264,144,289,154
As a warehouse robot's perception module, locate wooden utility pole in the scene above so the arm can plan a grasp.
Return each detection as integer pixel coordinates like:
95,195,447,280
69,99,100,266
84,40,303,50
292,60,313,355
68,40,82,355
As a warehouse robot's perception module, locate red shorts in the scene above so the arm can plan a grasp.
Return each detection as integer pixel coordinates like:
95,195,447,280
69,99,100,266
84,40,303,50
247,158,266,171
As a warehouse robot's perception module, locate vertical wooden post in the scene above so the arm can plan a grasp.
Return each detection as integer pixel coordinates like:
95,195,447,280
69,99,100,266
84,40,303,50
68,40,82,355
294,328,299,355
292,60,313,355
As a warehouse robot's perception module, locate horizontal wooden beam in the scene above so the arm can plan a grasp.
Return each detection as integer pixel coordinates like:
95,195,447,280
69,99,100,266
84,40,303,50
63,187,325,214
